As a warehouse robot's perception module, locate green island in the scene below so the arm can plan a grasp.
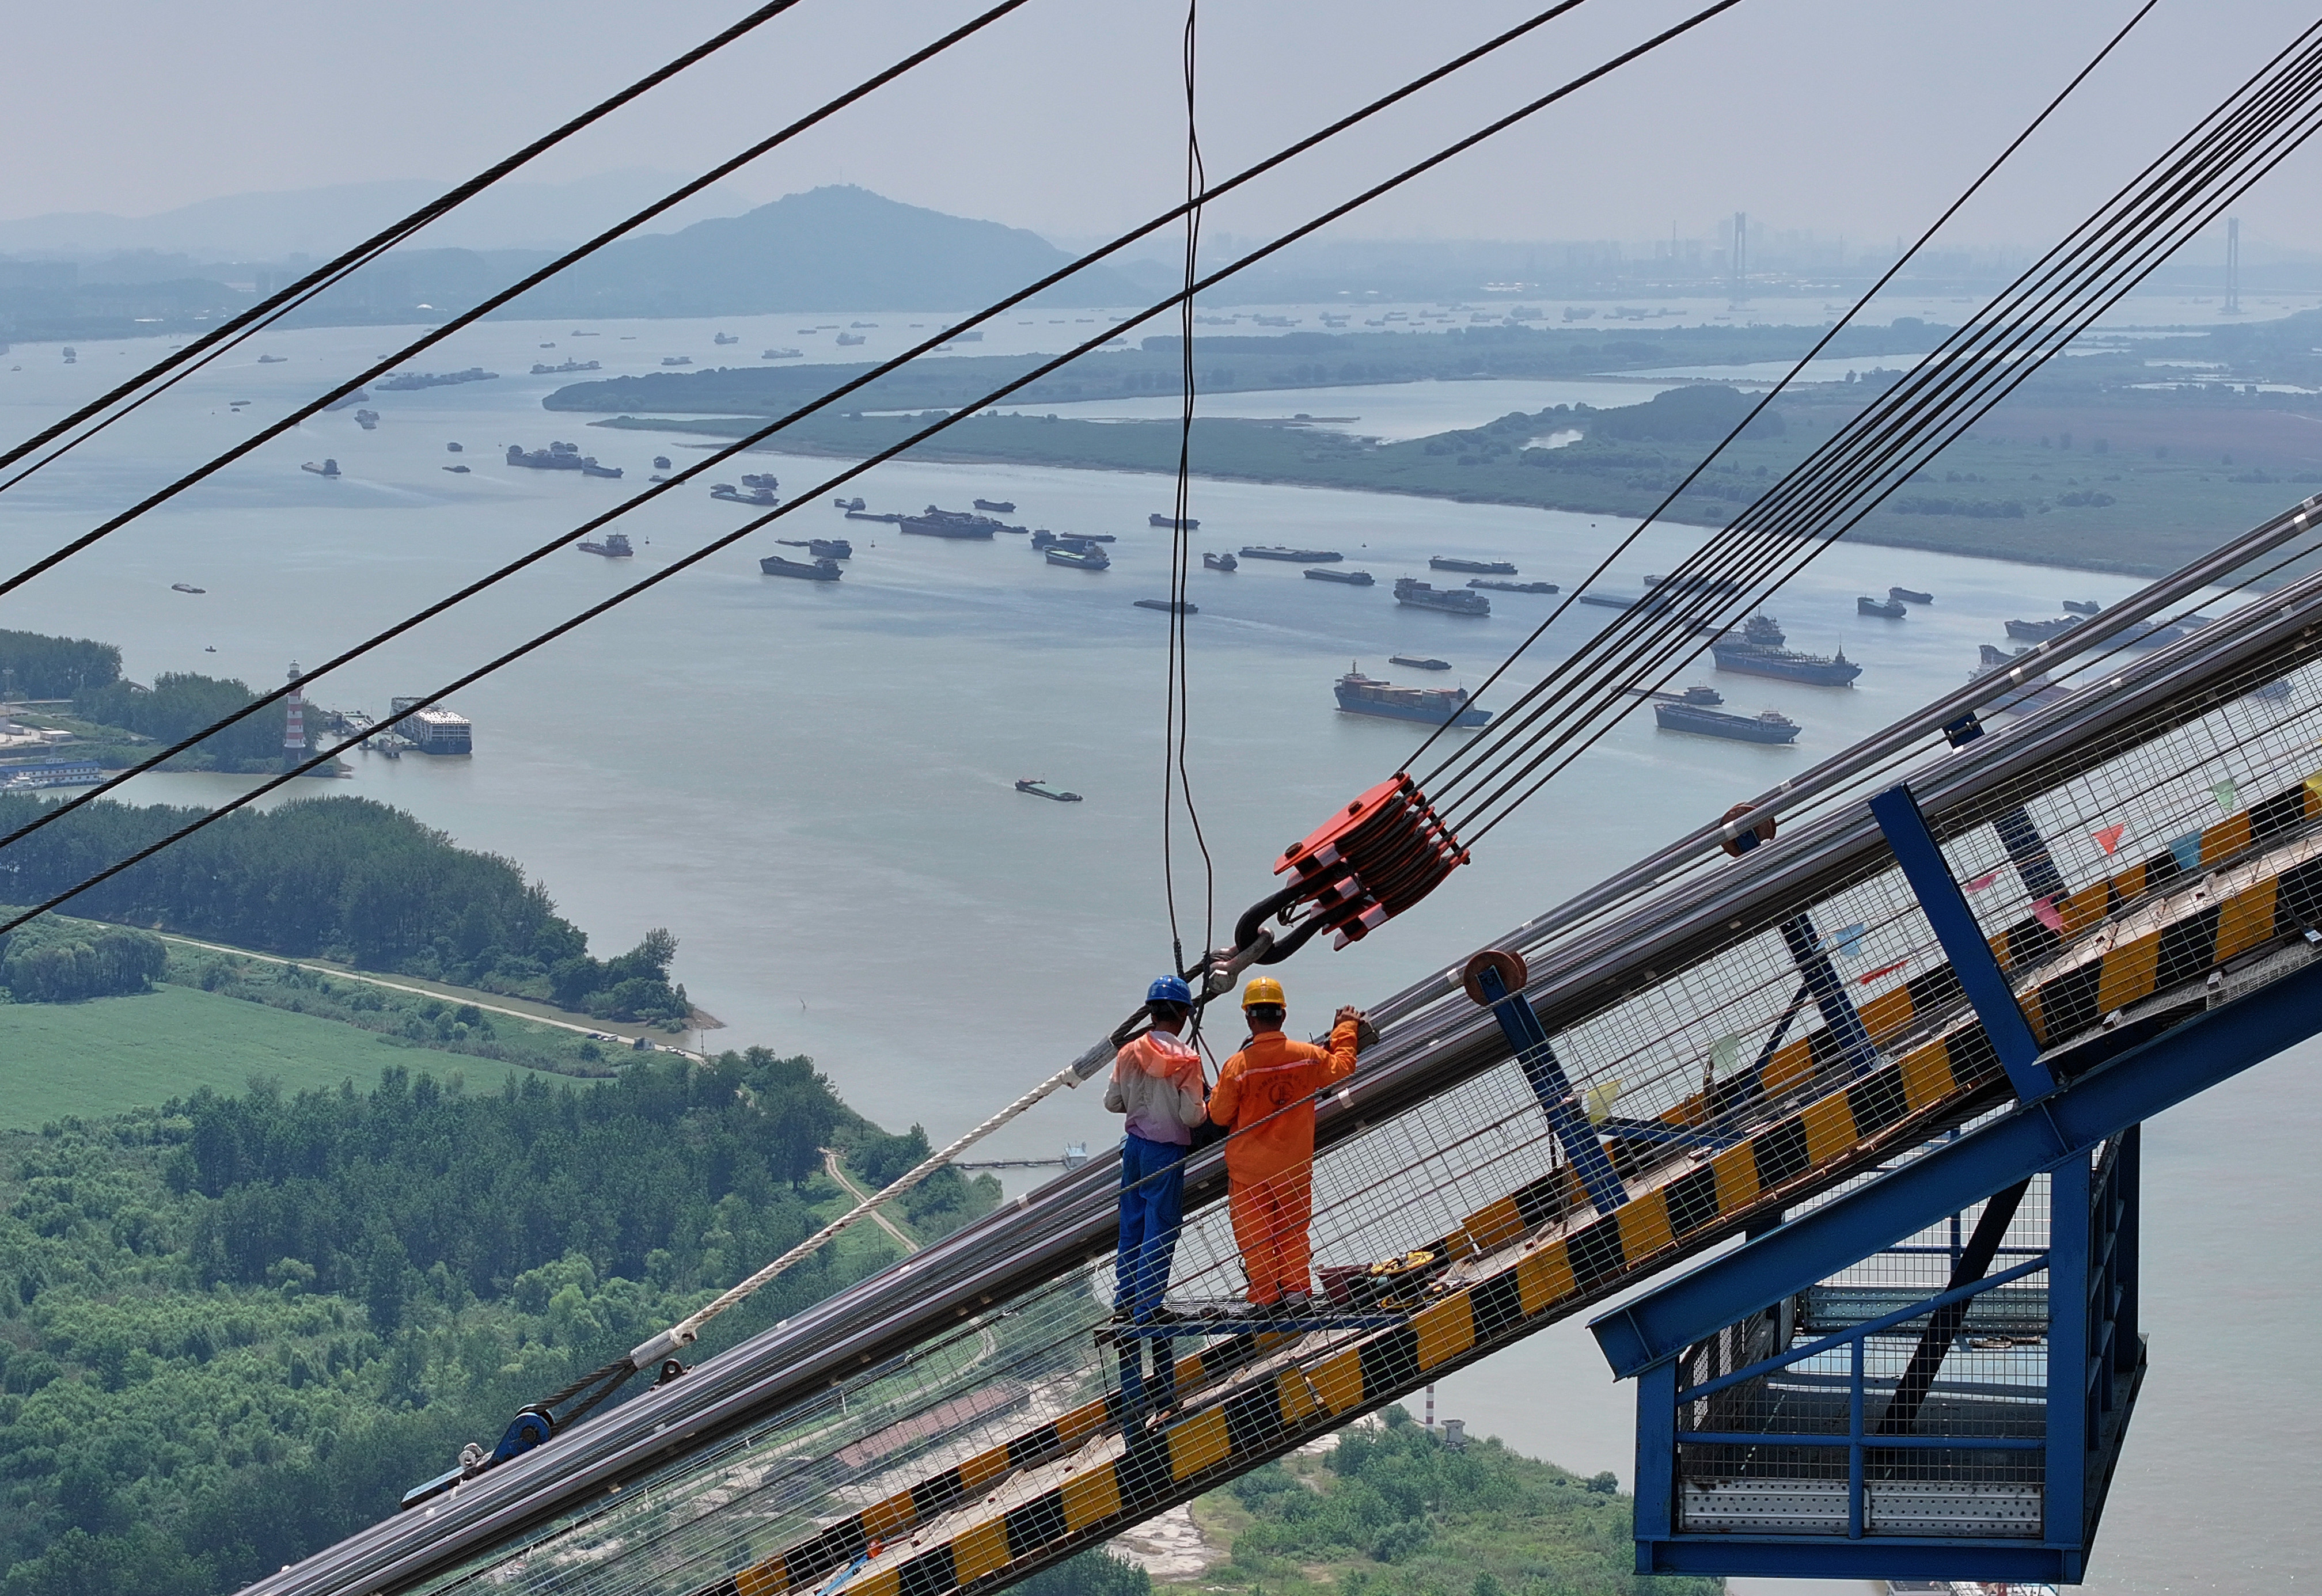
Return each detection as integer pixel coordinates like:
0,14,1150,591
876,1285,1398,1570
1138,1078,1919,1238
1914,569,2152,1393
563,312,2322,578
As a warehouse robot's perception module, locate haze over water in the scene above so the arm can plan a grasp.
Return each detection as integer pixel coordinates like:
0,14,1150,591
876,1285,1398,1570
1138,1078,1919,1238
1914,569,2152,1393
0,306,2311,1592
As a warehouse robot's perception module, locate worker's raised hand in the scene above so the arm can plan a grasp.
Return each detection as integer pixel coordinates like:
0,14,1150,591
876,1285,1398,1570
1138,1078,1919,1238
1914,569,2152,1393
1335,1005,1365,1025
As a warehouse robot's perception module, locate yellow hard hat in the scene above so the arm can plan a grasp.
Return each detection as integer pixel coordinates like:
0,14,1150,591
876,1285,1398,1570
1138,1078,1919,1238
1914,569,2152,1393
1242,975,1286,1009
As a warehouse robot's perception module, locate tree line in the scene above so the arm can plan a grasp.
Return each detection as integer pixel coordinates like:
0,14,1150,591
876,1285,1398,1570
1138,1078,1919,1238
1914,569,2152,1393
71,671,293,773
0,630,119,700
0,1052,981,1596
0,793,686,1021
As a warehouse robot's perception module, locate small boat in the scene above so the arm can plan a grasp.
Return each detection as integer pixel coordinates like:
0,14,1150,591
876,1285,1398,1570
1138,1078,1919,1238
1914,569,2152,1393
1015,778,1083,802
203,645,217,652
974,499,1017,513
777,537,853,559
654,456,671,470
443,464,471,474
446,441,463,453
1135,599,1197,614
760,554,843,582
1654,702,1801,744
835,496,867,511
1888,586,1933,605
1431,556,1517,575
1388,655,1451,671
578,532,634,558
1151,514,1200,530
353,409,380,430
1857,595,1907,619
1469,580,1557,594
1203,551,1238,572
1241,545,1341,563
170,583,205,594
257,354,286,364
1045,546,1110,571
1306,567,1375,586
2006,615,2082,643
302,459,340,477
2062,599,2101,615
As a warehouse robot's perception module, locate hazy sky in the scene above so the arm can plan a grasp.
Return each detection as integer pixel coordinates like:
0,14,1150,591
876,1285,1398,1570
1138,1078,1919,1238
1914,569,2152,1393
5,0,2321,254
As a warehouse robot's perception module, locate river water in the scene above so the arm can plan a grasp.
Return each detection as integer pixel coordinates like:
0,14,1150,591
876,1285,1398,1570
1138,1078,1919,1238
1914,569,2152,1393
0,306,2308,1591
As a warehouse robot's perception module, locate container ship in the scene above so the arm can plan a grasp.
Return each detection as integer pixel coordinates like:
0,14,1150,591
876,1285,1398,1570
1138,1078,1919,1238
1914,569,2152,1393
760,554,842,582
1241,545,1341,562
1710,640,1861,686
1394,577,1489,616
1430,556,1517,575
1334,667,1490,727
1306,567,1375,586
1653,701,1801,744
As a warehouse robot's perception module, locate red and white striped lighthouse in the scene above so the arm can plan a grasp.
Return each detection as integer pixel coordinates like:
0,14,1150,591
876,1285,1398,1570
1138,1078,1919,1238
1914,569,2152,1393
283,662,306,769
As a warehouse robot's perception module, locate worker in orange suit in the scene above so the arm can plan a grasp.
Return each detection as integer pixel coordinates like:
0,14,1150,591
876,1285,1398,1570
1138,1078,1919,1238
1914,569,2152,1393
1207,976,1363,1313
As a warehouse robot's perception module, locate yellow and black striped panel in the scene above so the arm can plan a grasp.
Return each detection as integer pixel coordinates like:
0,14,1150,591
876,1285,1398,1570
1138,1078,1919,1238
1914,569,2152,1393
717,1024,2016,1596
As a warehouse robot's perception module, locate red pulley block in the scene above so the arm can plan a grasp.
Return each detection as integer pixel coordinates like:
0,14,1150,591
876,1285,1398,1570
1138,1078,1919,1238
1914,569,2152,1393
1274,776,1469,948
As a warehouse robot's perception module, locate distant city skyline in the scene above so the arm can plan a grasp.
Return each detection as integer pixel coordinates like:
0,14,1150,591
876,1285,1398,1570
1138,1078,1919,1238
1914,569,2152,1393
5,0,2322,264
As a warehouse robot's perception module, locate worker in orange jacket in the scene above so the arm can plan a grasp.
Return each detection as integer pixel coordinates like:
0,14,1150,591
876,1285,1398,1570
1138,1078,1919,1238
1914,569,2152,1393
1207,976,1363,1312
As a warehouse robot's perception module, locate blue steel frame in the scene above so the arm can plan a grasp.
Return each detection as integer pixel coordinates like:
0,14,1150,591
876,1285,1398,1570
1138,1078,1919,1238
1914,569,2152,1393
1623,1133,2143,1583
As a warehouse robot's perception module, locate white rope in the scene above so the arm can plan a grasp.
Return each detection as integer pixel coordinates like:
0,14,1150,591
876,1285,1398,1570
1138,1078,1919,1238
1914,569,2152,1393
627,1037,1116,1369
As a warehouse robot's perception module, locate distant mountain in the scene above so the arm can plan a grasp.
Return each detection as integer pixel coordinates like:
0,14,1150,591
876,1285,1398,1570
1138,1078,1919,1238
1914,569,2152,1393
0,172,757,261
502,186,1140,316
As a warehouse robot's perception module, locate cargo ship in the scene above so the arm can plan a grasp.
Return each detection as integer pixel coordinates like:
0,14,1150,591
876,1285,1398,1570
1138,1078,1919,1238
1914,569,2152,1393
508,442,621,477
760,553,842,582
301,458,340,477
1134,598,1197,614
529,360,600,375
1858,595,1906,618
661,355,693,366
354,409,380,430
446,442,464,453
1470,579,1557,594
2062,598,2101,615
1151,514,1199,529
1306,567,1375,586
847,509,901,523
654,456,671,470
1388,654,1451,671
1334,667,1490,727
1577,592,1665,613
170,582,205,594
1395,577,1489,616
764,348,805,359
1645,573,1743,595
1625,683,1724,706
1739,613,1785,647
378,367,498,391
2005,615,2082,643
714,332,738,345
1045,546,1110,570
1204,551,1238,572
1710,640,1861,686
577,532,633,558
835,332,865,347
834,496,867,511
1241,545,1341,562
1653,701,1801,744
1890,585,1934,604
1015,778,1082,802
776,537,852,559
1972,646,2071,715
1031,529,1114,549
901,507,1002,539
1430,556,1517,575
974,499,1017,513
712,482,779,506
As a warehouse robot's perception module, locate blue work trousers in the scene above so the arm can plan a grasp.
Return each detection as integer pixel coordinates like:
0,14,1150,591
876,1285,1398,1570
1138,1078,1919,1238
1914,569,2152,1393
1114,1131,1186,1415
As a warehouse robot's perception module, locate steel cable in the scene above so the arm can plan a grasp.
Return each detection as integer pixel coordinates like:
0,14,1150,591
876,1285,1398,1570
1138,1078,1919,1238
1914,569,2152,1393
0,0,1745,935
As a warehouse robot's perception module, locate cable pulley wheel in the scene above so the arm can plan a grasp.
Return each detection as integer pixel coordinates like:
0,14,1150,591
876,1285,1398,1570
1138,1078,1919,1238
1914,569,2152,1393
1461,948,1528,1006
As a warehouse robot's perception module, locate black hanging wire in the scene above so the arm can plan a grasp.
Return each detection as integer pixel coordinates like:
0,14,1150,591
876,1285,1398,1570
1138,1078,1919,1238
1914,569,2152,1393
0,0,1747,937
1162,0,1219,1010
0,0,1617,867
0,0,834,499
1419,16,2322,843
0,0,1035,602
1395,0,2162,785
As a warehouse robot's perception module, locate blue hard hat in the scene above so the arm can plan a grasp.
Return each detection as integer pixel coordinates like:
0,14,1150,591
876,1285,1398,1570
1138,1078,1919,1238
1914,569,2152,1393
1147,975,1194,1008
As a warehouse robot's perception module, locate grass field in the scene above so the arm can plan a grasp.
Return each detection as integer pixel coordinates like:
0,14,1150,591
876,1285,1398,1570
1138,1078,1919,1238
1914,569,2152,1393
0,983,579,1130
